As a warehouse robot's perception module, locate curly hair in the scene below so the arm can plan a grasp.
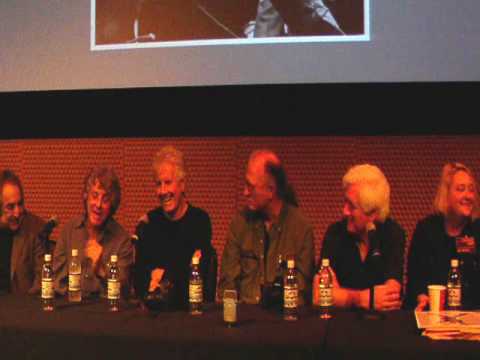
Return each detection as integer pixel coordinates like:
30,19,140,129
83,166,121,216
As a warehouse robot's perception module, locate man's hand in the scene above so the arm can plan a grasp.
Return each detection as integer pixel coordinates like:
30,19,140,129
374,279,402,311
149,268,165,292
85,239,103,266
415,294,429,311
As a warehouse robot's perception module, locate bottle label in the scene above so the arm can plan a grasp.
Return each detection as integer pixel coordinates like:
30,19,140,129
42,279,54,299
69,273,81,291
319,286,333,307
189,283,203,303
284,286,298,308
223,298,237,323
107,279,120,299
447,286,461,307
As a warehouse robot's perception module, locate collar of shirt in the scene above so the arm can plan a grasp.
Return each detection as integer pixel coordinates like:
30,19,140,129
73,214,115,244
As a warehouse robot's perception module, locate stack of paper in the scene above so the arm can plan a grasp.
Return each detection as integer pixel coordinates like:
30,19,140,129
415,311,480,341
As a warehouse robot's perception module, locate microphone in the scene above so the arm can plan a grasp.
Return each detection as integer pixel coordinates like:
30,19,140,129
367,222,381,258
362,222,385,320
367,222,385,288
38,216,59,253
40,216,59,239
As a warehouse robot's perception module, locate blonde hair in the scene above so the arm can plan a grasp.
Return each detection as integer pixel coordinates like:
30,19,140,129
153,146,186,181
433,162,479,219
343,164,390,222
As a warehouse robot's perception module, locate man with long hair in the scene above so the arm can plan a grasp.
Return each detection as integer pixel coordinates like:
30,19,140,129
219,149,314,305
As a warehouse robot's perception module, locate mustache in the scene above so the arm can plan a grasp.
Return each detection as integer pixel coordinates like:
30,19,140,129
160,194,174,202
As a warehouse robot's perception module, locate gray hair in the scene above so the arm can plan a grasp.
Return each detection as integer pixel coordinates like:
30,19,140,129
343,164,390,222
153,146,186,181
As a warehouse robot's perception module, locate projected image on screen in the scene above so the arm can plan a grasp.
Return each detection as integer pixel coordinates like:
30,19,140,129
92,0,369,49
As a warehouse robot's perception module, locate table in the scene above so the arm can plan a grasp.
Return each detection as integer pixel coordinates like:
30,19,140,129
1,295,479,360
0,295,325,360
324,309,480,360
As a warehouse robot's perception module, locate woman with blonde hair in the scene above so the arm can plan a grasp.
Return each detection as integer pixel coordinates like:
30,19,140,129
405,162,480,310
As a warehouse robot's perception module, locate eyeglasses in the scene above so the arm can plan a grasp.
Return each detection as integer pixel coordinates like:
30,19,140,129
88,190,112,206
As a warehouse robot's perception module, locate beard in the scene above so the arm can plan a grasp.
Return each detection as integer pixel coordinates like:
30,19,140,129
243,206,268,222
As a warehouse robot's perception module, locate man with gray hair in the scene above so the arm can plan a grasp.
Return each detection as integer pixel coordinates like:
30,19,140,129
133,146,214,310
53,166,133,298
318,164,405,312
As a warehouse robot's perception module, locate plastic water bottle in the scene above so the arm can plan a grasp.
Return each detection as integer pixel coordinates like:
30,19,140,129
189,256,203,315
318,258,333,319
68,249,82,302
41,254,54,311
223,289,237,327
283,258,298,321
107,255,120,312
447,258,462,310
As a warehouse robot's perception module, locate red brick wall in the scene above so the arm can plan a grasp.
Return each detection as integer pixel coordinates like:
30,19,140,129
1,136,479,287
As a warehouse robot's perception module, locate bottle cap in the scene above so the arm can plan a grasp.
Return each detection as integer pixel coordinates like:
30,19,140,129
45,254,52,261
287,259,295,268
72,249,78,256
322,258,330,267
111,255,118,262
451,258,459,267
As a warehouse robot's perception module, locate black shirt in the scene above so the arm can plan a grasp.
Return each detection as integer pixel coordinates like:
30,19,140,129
405,214,480,309
320,218,406,290
134,205,213,309
0,228,14,294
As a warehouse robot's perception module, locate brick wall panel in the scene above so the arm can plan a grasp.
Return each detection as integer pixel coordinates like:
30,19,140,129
0,135,478,296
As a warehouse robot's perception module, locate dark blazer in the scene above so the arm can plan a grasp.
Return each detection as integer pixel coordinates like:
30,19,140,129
10,211,45,294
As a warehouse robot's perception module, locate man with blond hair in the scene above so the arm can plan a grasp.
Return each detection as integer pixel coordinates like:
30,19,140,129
318,164,406,311
219,149,315,305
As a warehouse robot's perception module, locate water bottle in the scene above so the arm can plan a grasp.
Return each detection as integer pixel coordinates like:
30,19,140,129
68,249,82,303
107,255,120,312
272,254,284,290
318,258,333,319
283,258,298,321
223,289,237,327
447,258,462,310
41,254,54,311
189,255,203,315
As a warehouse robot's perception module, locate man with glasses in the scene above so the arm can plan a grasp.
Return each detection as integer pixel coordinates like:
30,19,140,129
53,166,133,298
219,149,315,305
0,170,46,295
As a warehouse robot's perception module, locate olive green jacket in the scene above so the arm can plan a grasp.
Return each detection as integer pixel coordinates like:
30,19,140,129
219,204,315,304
